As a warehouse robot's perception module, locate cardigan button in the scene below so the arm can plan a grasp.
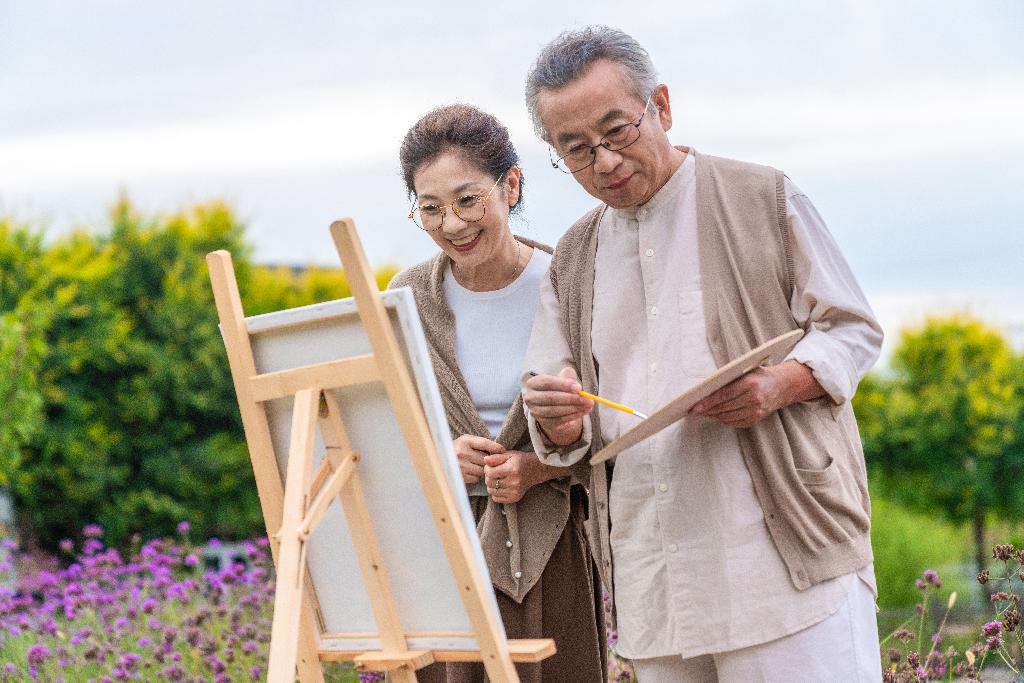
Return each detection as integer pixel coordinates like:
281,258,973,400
514,571,523,579
506,540,513,548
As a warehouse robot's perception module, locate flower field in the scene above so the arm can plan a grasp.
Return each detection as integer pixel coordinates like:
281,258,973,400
0,525,367,682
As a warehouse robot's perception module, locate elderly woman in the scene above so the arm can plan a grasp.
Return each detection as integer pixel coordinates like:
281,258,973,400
388,104,606,683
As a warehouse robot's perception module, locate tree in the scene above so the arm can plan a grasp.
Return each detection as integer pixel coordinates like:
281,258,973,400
2,197,398,550
12,197,263,547
854,315,1024,580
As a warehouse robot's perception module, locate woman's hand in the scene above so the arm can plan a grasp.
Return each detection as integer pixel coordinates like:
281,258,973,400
483,450,561,504
453,434,505,484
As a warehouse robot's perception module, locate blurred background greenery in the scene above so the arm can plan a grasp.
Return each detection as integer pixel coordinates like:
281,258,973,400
0,196,396,552
1,196,1022,617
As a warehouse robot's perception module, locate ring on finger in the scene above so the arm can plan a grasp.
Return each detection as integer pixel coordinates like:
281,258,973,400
494,478,503,490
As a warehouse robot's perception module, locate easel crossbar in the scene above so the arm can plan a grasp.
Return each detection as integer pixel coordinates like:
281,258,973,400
299,450,358,538
250,354,379,402
319,638,556,664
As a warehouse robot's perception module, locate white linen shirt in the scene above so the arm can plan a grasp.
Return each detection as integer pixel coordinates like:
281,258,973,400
523,152,881,659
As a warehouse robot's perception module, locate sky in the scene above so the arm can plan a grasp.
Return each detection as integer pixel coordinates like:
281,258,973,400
1,0,1022,355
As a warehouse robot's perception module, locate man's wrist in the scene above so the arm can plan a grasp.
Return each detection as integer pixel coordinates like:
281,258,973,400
774,360,827,408
537,419,583,448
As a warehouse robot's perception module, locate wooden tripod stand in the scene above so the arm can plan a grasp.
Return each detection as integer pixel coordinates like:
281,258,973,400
207,219,554,682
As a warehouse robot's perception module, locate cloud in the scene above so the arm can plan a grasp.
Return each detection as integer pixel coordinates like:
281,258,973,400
3,73,1020,194
0,84,487,190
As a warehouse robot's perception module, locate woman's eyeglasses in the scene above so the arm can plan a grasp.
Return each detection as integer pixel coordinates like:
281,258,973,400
408,174,504,231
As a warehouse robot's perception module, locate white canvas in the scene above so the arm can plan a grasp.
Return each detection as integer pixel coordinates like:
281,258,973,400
245,287,502,653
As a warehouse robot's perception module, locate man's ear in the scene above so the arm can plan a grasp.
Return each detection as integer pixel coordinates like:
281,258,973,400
652,83,673,131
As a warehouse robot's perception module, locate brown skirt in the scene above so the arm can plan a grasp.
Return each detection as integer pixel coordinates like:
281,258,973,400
416,486,607,683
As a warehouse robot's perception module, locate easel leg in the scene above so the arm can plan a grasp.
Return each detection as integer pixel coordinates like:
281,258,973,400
268,388,320,682
207,251,326,683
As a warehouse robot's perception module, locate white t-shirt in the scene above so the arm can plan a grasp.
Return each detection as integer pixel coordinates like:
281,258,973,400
443,246,552,440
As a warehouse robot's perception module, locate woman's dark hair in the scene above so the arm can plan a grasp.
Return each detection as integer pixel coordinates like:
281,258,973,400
399,103,524,214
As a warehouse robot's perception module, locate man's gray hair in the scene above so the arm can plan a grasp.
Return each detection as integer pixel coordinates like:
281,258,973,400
525,25,658,139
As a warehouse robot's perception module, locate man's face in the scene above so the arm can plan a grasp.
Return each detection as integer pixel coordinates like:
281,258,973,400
537,59,679,209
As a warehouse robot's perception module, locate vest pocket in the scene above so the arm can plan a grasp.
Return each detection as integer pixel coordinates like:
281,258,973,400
795,455,837,487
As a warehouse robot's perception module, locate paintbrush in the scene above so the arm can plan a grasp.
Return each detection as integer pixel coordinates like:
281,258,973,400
527,371,648,420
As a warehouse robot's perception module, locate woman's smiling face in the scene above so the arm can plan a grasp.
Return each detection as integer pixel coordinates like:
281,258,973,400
411,150,520,270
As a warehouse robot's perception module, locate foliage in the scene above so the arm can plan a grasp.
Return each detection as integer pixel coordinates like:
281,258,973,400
870,497,971,609
855,315,1024,576
0,527,359,682
0,198,396,550
0,315,44,489
0,221,47,489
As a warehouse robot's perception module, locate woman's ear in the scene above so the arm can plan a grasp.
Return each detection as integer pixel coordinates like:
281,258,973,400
505,166,522,208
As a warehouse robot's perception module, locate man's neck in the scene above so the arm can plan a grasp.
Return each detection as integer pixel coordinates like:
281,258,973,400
630,145,688,206
635,145,688,207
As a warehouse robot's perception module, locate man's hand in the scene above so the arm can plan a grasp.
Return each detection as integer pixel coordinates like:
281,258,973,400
452,434,505,484
483,451,549,504
689,360,826,428
523,367,594,447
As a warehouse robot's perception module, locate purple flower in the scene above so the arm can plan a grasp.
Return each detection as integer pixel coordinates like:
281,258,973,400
120,653,141,671
184,554,199,568
983,620,1002,637
162,665,185,681
207,538,222,548
986,634,1002,651
82,538,104,555
176,521,191,535
82,524,103,538
26,643,50,665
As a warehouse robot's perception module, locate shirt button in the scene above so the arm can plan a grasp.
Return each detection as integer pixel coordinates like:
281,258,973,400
667,543,678,553
514,571,523,579
505,540,513,548
644,248,655,257
658,483,668,493
649,362,657,373
650,306,659,317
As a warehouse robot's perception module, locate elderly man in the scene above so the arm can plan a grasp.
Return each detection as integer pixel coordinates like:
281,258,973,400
519,26,884,682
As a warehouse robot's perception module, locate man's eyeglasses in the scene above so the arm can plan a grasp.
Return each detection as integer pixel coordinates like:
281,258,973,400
407,174,505,231
550,92,654,174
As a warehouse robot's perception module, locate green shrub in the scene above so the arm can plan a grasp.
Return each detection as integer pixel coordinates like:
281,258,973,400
871,496,972,609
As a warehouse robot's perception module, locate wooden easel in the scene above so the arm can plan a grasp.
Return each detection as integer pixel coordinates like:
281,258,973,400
206,219,554,682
